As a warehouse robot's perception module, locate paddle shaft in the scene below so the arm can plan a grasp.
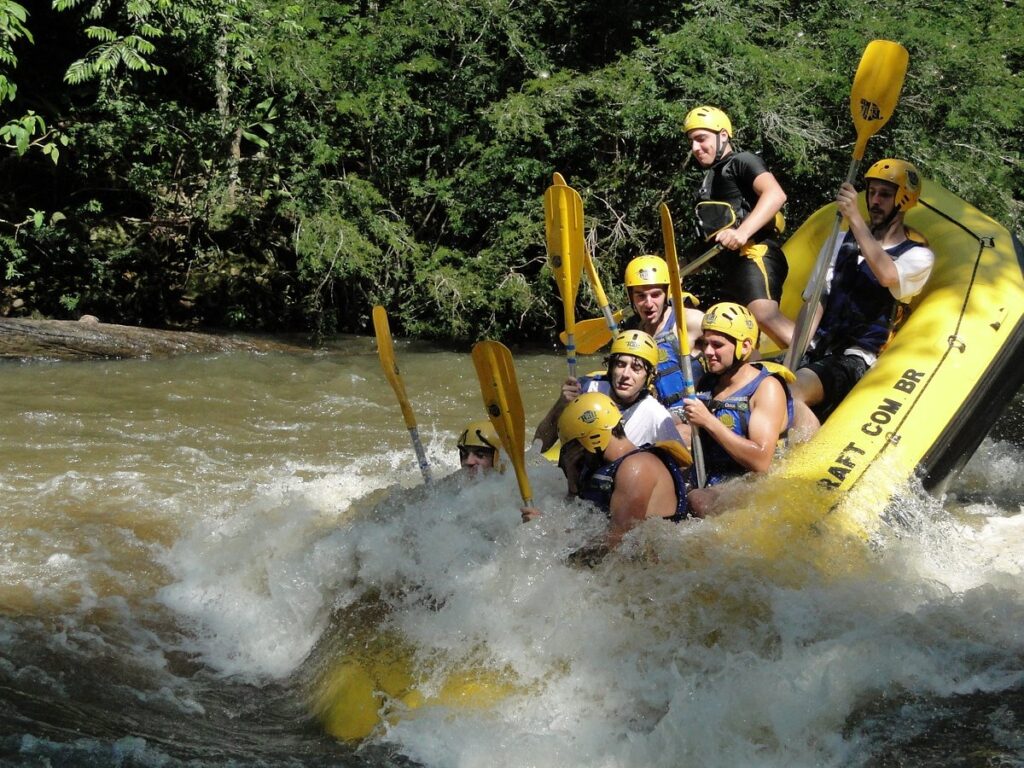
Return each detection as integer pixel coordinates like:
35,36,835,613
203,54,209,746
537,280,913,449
679,243,725,279
584,250,620,337
784,39,908,371
558,202,578,379
783,158,860,371
372,306,432,483
660,203,707,487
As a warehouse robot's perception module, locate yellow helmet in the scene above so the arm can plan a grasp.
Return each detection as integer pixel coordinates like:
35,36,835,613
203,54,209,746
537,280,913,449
701,301,759,361
683,105,733,137
458,419,501,464
864,158,922,212
624,255,669,289
557,392,622,454
608,330,659,375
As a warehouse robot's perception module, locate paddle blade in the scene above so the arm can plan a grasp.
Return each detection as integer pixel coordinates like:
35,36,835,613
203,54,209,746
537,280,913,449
471,340,531,503
372,305,415,428
850,40,909,160
543,184,586,309
552,171,567,186
558,312,623,354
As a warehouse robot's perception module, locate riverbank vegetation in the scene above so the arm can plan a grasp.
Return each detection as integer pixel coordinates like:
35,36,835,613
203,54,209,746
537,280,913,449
2,0,1021,344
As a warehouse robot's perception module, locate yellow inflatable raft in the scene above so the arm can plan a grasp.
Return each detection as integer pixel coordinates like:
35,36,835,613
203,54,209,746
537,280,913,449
312,181,1023,743
761,180,1023,535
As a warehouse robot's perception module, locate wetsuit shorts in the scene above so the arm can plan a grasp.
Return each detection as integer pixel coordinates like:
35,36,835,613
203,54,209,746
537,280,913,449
805,352,868,421
717,238,788,304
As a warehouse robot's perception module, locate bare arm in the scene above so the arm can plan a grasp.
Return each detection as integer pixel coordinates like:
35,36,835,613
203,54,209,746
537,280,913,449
682,377,787,473
532,377,582,451
836,182,899,288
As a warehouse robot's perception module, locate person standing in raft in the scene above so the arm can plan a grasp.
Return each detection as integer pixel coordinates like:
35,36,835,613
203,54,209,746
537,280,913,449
532,330,683,453
683,105,792,348
619,254,705,414
457,419,503,476
680,302,793,517
523,391,692,555
789,159,934,437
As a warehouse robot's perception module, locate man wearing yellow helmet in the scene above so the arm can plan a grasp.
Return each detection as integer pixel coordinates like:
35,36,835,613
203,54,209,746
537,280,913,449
532,330,683,453
621,254,705,410
457,419,502,476
679,302,792,513
522,392,692,553
682,105,792,348
790,159,934,436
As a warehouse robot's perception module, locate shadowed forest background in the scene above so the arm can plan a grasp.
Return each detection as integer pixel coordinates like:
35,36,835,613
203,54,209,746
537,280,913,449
1,0,1021,344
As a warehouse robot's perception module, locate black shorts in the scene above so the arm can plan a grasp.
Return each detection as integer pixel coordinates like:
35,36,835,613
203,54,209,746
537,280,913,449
718,238,788,304
805,352,869,421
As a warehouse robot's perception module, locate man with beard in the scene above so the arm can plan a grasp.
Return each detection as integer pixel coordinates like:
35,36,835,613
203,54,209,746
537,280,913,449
532,330,682,453
790,159,934,436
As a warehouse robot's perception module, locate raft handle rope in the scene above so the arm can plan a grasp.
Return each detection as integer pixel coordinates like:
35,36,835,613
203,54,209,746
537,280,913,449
847,195,991,466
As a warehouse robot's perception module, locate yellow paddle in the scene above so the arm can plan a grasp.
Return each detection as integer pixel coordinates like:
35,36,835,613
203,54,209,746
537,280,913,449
784,39,909,371
660,202,707,487
372,305,432,484
552,172,621,342
558,310,625,354
471,340,531,505
544,179,585,378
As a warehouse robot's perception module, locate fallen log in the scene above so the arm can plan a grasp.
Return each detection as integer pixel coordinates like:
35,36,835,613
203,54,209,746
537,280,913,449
0,317,309,360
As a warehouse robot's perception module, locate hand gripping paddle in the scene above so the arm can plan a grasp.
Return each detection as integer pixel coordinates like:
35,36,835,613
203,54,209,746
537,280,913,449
784,40,909,371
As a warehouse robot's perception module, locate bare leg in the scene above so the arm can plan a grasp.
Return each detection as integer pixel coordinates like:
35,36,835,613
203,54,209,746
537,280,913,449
748,298,795,351
684,307,704,348
789,368,825,442
790,400,821,442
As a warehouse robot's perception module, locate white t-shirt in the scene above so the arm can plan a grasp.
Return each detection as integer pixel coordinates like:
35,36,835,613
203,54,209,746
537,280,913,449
579,376,683,447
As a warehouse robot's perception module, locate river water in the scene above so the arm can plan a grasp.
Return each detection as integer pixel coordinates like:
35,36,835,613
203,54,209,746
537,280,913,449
2,337,1023,767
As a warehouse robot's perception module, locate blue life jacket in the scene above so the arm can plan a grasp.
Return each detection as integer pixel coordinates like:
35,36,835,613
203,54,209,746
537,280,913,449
578,443,690,522
813,232,920,357
623,306,704,408
694,364,794,485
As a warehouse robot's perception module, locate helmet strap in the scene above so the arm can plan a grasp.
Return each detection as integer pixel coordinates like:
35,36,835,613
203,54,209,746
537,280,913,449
714,131,730,163
723,338,748,374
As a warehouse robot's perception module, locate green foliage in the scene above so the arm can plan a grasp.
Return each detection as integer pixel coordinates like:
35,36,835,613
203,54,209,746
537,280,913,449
0,0,1021,339
0,0,31,102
